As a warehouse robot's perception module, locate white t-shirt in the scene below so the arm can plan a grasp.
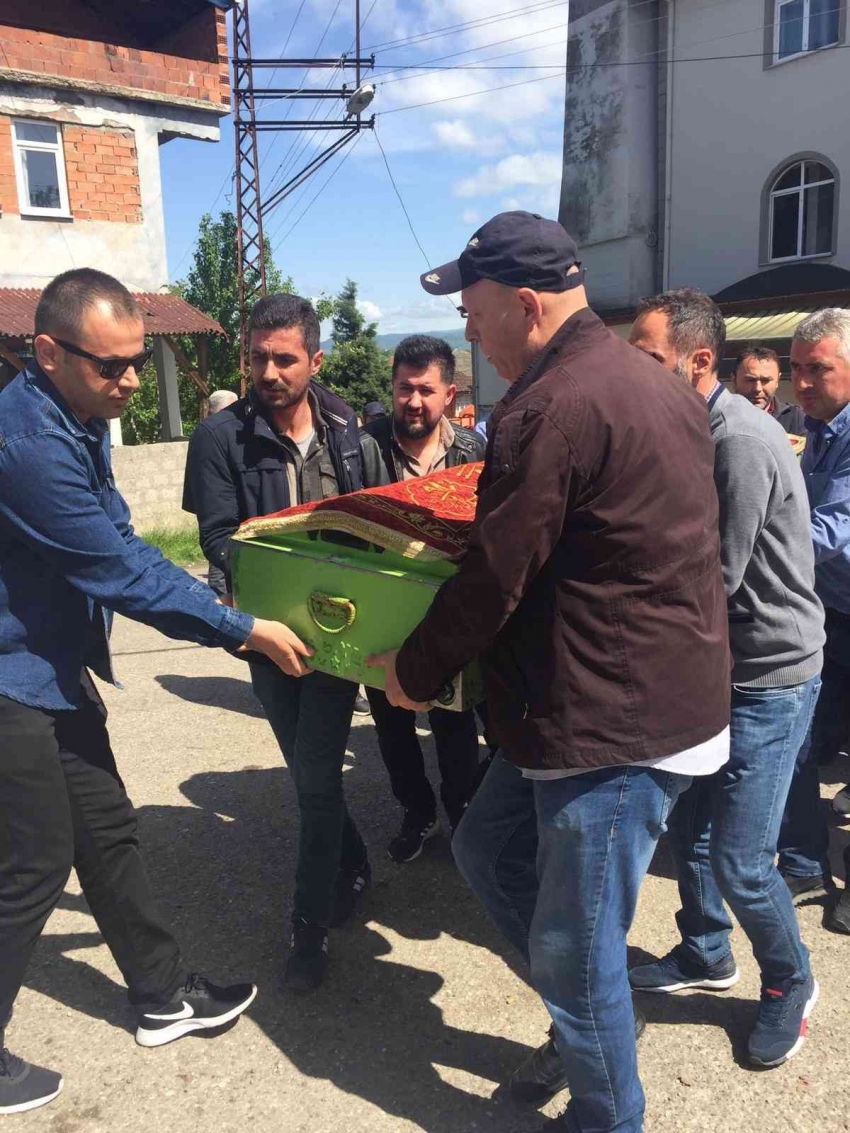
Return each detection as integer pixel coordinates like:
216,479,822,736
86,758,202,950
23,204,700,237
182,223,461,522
520,727,730,780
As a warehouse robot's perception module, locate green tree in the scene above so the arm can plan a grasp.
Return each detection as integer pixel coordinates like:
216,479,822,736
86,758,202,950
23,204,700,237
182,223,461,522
123,210,334,443
321,278,392,413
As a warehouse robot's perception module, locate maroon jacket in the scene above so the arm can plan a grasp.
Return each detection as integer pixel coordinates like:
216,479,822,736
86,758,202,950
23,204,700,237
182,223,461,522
396,308,730,771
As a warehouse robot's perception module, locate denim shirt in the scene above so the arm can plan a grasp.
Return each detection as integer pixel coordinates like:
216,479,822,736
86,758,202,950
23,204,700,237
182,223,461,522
0,363,254,711
802,401,850,616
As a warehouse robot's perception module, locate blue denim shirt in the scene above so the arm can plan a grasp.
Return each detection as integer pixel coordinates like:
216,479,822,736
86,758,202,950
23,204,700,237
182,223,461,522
0,363,254,710
802,401,850,616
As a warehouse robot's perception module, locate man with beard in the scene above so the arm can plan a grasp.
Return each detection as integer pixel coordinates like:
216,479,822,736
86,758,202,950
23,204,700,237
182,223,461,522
731,343,806,435
363,336,485,861
184,293,386,991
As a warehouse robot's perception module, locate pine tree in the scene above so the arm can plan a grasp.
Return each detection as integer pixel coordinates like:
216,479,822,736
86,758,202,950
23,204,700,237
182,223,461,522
321,278,391,412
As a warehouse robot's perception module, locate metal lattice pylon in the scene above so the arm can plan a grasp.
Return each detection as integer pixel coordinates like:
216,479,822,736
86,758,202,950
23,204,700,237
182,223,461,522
232,0,266,385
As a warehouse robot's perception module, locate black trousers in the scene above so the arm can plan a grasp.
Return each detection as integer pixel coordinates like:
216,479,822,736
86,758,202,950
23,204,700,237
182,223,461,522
0,678,183,1031
365,689,480,829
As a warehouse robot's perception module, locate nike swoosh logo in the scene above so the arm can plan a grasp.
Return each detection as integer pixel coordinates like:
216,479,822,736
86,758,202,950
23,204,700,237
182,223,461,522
144,1000,194,1021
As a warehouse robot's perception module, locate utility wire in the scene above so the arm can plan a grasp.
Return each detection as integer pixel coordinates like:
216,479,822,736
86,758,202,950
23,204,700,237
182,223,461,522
364,0,568,54
271,132,364,253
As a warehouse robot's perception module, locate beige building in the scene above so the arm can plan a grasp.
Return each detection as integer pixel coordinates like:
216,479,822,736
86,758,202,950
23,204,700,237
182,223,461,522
560,0,850,373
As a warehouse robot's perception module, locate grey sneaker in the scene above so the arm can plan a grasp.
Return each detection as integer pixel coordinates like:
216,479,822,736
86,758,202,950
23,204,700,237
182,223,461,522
0,1041,63,1115
831,784,850,817
630,947,740,993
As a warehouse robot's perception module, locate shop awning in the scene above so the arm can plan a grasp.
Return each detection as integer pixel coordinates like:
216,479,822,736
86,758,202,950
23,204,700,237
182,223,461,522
723,306,827,342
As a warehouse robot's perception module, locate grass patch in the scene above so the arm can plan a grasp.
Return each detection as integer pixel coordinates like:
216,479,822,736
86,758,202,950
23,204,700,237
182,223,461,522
141,525,204,566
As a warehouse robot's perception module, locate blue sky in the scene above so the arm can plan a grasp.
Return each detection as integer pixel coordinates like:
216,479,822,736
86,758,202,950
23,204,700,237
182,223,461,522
160,0,569,333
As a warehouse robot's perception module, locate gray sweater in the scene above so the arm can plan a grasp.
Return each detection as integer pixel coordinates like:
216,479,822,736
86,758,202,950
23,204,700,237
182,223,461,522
710,387,824,686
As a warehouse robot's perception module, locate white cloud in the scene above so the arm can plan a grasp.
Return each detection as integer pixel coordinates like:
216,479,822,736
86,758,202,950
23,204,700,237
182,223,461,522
358,299,383,322
454,150,562,198
461,208,481,225
432,119,477,149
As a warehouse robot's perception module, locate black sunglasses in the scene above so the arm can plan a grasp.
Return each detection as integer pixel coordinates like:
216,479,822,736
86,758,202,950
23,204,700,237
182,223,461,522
53,337,154,380
457,306,468,320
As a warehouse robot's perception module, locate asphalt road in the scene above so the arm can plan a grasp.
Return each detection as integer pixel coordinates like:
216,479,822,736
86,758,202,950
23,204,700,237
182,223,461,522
9,611,850,1133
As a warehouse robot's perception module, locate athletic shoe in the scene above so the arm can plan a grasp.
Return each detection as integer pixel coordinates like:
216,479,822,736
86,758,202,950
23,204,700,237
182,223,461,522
352,692,371,717
388,811,441,863
135,973,256,1048
283,918,329,991
0,1042,63,1115
330,858,371,927
506,1011,646,1105
831,784,850,817
825,846,850,934
782,872,835,905
629,947,740,993
748,974,819,1067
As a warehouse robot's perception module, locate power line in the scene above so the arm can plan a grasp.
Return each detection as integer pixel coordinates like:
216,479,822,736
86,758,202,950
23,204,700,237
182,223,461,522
364,0,568,54
378,42,850,116
271,132,364,254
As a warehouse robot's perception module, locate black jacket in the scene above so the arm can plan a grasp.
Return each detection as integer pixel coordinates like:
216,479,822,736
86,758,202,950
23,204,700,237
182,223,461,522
771,397,806,435
183,381,385,575
363,414,486,483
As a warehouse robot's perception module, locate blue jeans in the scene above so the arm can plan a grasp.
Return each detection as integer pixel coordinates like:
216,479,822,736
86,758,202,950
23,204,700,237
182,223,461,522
779,611,850,878
250,662,365,927
669,675,820,984
453,756,690,1133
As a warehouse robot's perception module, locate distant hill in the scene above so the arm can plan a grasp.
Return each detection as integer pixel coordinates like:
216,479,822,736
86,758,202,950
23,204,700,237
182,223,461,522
322,328,468,352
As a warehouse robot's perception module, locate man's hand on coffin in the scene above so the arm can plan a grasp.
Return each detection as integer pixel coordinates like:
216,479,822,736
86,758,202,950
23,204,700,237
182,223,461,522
242,619,315,677
367,650,430,712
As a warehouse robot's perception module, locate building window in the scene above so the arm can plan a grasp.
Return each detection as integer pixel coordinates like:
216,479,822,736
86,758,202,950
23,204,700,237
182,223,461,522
769,159,836,260
11,120,71,218
775,0,841,60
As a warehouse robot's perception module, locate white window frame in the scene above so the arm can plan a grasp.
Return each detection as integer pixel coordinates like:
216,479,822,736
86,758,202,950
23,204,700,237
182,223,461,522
774,0,841,62
11,119,71,219
769,160,836,262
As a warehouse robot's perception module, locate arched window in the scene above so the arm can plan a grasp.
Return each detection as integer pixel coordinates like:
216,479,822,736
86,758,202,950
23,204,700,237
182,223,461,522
769,159,836,261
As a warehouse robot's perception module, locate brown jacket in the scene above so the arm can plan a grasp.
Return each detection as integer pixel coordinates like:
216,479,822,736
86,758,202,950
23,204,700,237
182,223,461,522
396,308,730,771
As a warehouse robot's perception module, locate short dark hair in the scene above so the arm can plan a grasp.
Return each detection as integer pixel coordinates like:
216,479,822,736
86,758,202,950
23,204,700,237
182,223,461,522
392,335,456,384
734,343,780,373
635,287,726,373
247,293,321,357
35,268,142,339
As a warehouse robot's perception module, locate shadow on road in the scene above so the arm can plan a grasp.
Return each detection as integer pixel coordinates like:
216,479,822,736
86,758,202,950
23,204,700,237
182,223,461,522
155,672,265,718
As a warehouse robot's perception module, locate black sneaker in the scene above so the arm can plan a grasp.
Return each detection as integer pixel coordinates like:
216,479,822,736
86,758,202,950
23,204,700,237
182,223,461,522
135,973,256,1048
782,872,835,905
388,811,440,863
506,1009,646,1105
283,917,329,991
352,693,371,717
748,974,819,1067
331,858,372,927
629,947,740,993
0,1042,63,1115
825,846,850,934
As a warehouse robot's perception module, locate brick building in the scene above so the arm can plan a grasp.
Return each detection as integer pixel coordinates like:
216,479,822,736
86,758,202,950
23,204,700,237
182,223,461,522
0,0,232,292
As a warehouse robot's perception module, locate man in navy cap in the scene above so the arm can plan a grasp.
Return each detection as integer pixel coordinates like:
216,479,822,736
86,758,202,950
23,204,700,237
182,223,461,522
370,212,730,1133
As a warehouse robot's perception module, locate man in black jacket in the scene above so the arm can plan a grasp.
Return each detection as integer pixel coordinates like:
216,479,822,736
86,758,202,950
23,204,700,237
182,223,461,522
732,343,806,435
184,293,386,991
363,336,486,862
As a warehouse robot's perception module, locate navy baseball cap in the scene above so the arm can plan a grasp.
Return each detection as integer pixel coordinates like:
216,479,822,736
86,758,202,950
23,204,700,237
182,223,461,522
420,211,584,296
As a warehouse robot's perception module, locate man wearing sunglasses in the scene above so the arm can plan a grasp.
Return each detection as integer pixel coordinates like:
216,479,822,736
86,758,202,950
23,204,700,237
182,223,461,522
0,268,313,1115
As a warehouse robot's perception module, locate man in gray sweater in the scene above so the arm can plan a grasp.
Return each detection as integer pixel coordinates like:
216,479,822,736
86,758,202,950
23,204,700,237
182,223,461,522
628,288,825,1069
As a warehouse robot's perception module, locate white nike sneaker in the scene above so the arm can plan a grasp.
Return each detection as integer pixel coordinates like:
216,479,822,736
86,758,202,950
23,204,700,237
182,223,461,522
135,973,257,1048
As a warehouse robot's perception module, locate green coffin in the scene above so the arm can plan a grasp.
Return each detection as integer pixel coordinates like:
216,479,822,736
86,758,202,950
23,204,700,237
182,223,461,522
231,530,481,711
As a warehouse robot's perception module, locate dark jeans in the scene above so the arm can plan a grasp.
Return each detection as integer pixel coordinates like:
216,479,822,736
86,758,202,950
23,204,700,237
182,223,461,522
0,679,183,1031
453,755,690,1133
250,662,365,927
780,610,850,879
365,688,480,828
669,677,819,985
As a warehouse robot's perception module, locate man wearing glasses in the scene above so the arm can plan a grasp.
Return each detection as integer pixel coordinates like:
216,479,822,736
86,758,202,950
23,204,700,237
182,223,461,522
0,269,312,1114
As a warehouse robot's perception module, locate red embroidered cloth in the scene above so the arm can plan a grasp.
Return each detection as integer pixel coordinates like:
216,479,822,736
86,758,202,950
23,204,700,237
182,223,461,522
236,462,483,561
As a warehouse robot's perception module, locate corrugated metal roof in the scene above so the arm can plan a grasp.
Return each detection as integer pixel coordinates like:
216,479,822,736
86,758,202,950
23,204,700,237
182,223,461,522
724,306,827,342
0,289,225,338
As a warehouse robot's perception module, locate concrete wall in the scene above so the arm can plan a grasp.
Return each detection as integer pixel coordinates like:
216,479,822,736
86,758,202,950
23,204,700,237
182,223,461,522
667,0,850,295
0,85,221,290
560,0,661,310
111,439,194,533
